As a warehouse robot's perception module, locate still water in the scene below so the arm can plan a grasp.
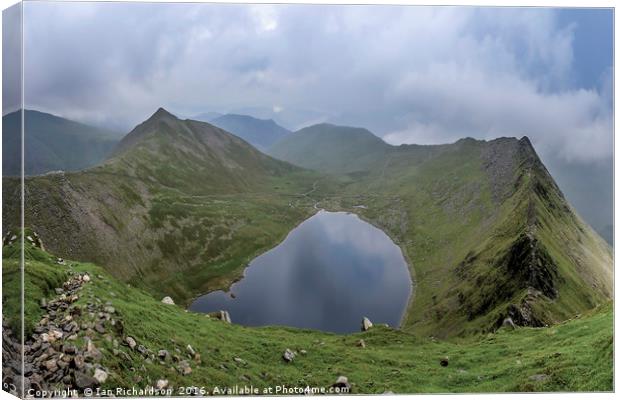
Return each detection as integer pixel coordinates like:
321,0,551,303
189,211,412,333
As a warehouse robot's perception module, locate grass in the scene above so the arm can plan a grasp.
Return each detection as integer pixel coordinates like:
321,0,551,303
3,115,612,343
2,247,613,393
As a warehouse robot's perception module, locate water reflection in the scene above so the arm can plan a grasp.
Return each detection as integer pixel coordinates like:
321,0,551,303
189,211,412,333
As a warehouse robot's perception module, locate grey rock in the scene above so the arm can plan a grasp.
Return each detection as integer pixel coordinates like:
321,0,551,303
161,296,175,305
158,350,170,360
125,336,137,349
93,368,108,383
361,317,373,331
282,349,295,363
502,317,516,330
529,374,549,382
74,371,98,389
332,376,351,391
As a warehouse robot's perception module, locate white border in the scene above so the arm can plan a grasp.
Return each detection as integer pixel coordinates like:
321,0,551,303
0,1,616,400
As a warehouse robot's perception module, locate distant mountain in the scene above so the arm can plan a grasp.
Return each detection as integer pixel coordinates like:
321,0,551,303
2,110,120,176
199,113,291,151
268,123,390,173
192,111,223,122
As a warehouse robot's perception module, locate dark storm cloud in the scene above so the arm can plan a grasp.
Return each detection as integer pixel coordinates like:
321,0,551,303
21,2,612,163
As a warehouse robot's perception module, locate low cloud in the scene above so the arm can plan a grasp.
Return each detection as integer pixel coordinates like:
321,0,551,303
17,3,612,163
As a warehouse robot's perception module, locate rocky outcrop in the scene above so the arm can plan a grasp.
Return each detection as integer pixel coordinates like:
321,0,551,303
2,272,110,396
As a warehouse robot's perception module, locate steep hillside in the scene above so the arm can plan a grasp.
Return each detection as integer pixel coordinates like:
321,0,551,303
268,123,391,173
2,110,120,176
209,113,291,151
108,108,297,194
3,114,612,339
2,245,613,396
2,108,332,306
270,128,613,337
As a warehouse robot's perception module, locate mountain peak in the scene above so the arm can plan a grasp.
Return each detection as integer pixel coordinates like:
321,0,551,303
149,107,177,121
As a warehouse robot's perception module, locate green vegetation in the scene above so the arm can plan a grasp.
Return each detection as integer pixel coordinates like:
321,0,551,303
3,110,612,341
2,109,120,176
2,247,612,393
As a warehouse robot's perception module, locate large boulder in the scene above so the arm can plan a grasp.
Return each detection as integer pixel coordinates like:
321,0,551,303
361,317,373,331
161,296,175,305
208,310,232,323
282,349,295,363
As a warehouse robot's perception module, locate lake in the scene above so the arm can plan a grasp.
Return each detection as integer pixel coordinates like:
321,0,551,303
189,210,412,333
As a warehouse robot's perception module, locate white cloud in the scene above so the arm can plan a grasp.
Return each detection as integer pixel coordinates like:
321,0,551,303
19,3,612,163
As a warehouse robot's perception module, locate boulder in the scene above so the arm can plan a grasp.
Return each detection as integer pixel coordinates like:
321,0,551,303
158,350,170,360
220,310,232,323
361,317,373,331
156,379,169,390
161,296,175,305
74,371,98,389
502,317,516,330
178,360,192,375
357,339,366,348
332,376,351,391
186,344,195,356
82,274,90,283
282,349,295,363
125,336,137,349
93,368,108,384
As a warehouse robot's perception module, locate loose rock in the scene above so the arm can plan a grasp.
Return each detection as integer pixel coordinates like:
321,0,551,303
156,379,169,390
161,296,175,305
282,349,295,363
361,317,373,331
125,336,137,349
332,376,351,392
502,317,516,330
93,368,108,384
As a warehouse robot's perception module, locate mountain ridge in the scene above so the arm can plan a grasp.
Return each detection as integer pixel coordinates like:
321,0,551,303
2,109,612,339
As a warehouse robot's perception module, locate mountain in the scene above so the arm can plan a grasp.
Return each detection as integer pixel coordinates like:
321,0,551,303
192,111,223,122
203,113,291,151
269,124,613,337
2,114,612,339
268,123,390,173
2,109,120,176
107,108,297,193
2,108,324,306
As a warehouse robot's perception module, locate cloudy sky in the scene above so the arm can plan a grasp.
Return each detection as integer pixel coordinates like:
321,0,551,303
7,2,613,165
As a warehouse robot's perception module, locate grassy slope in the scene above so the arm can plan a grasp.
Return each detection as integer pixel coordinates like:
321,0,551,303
2,110,339,307
270,131,613,337
2,110,120,176
2,246,613,393
3,115,612,340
